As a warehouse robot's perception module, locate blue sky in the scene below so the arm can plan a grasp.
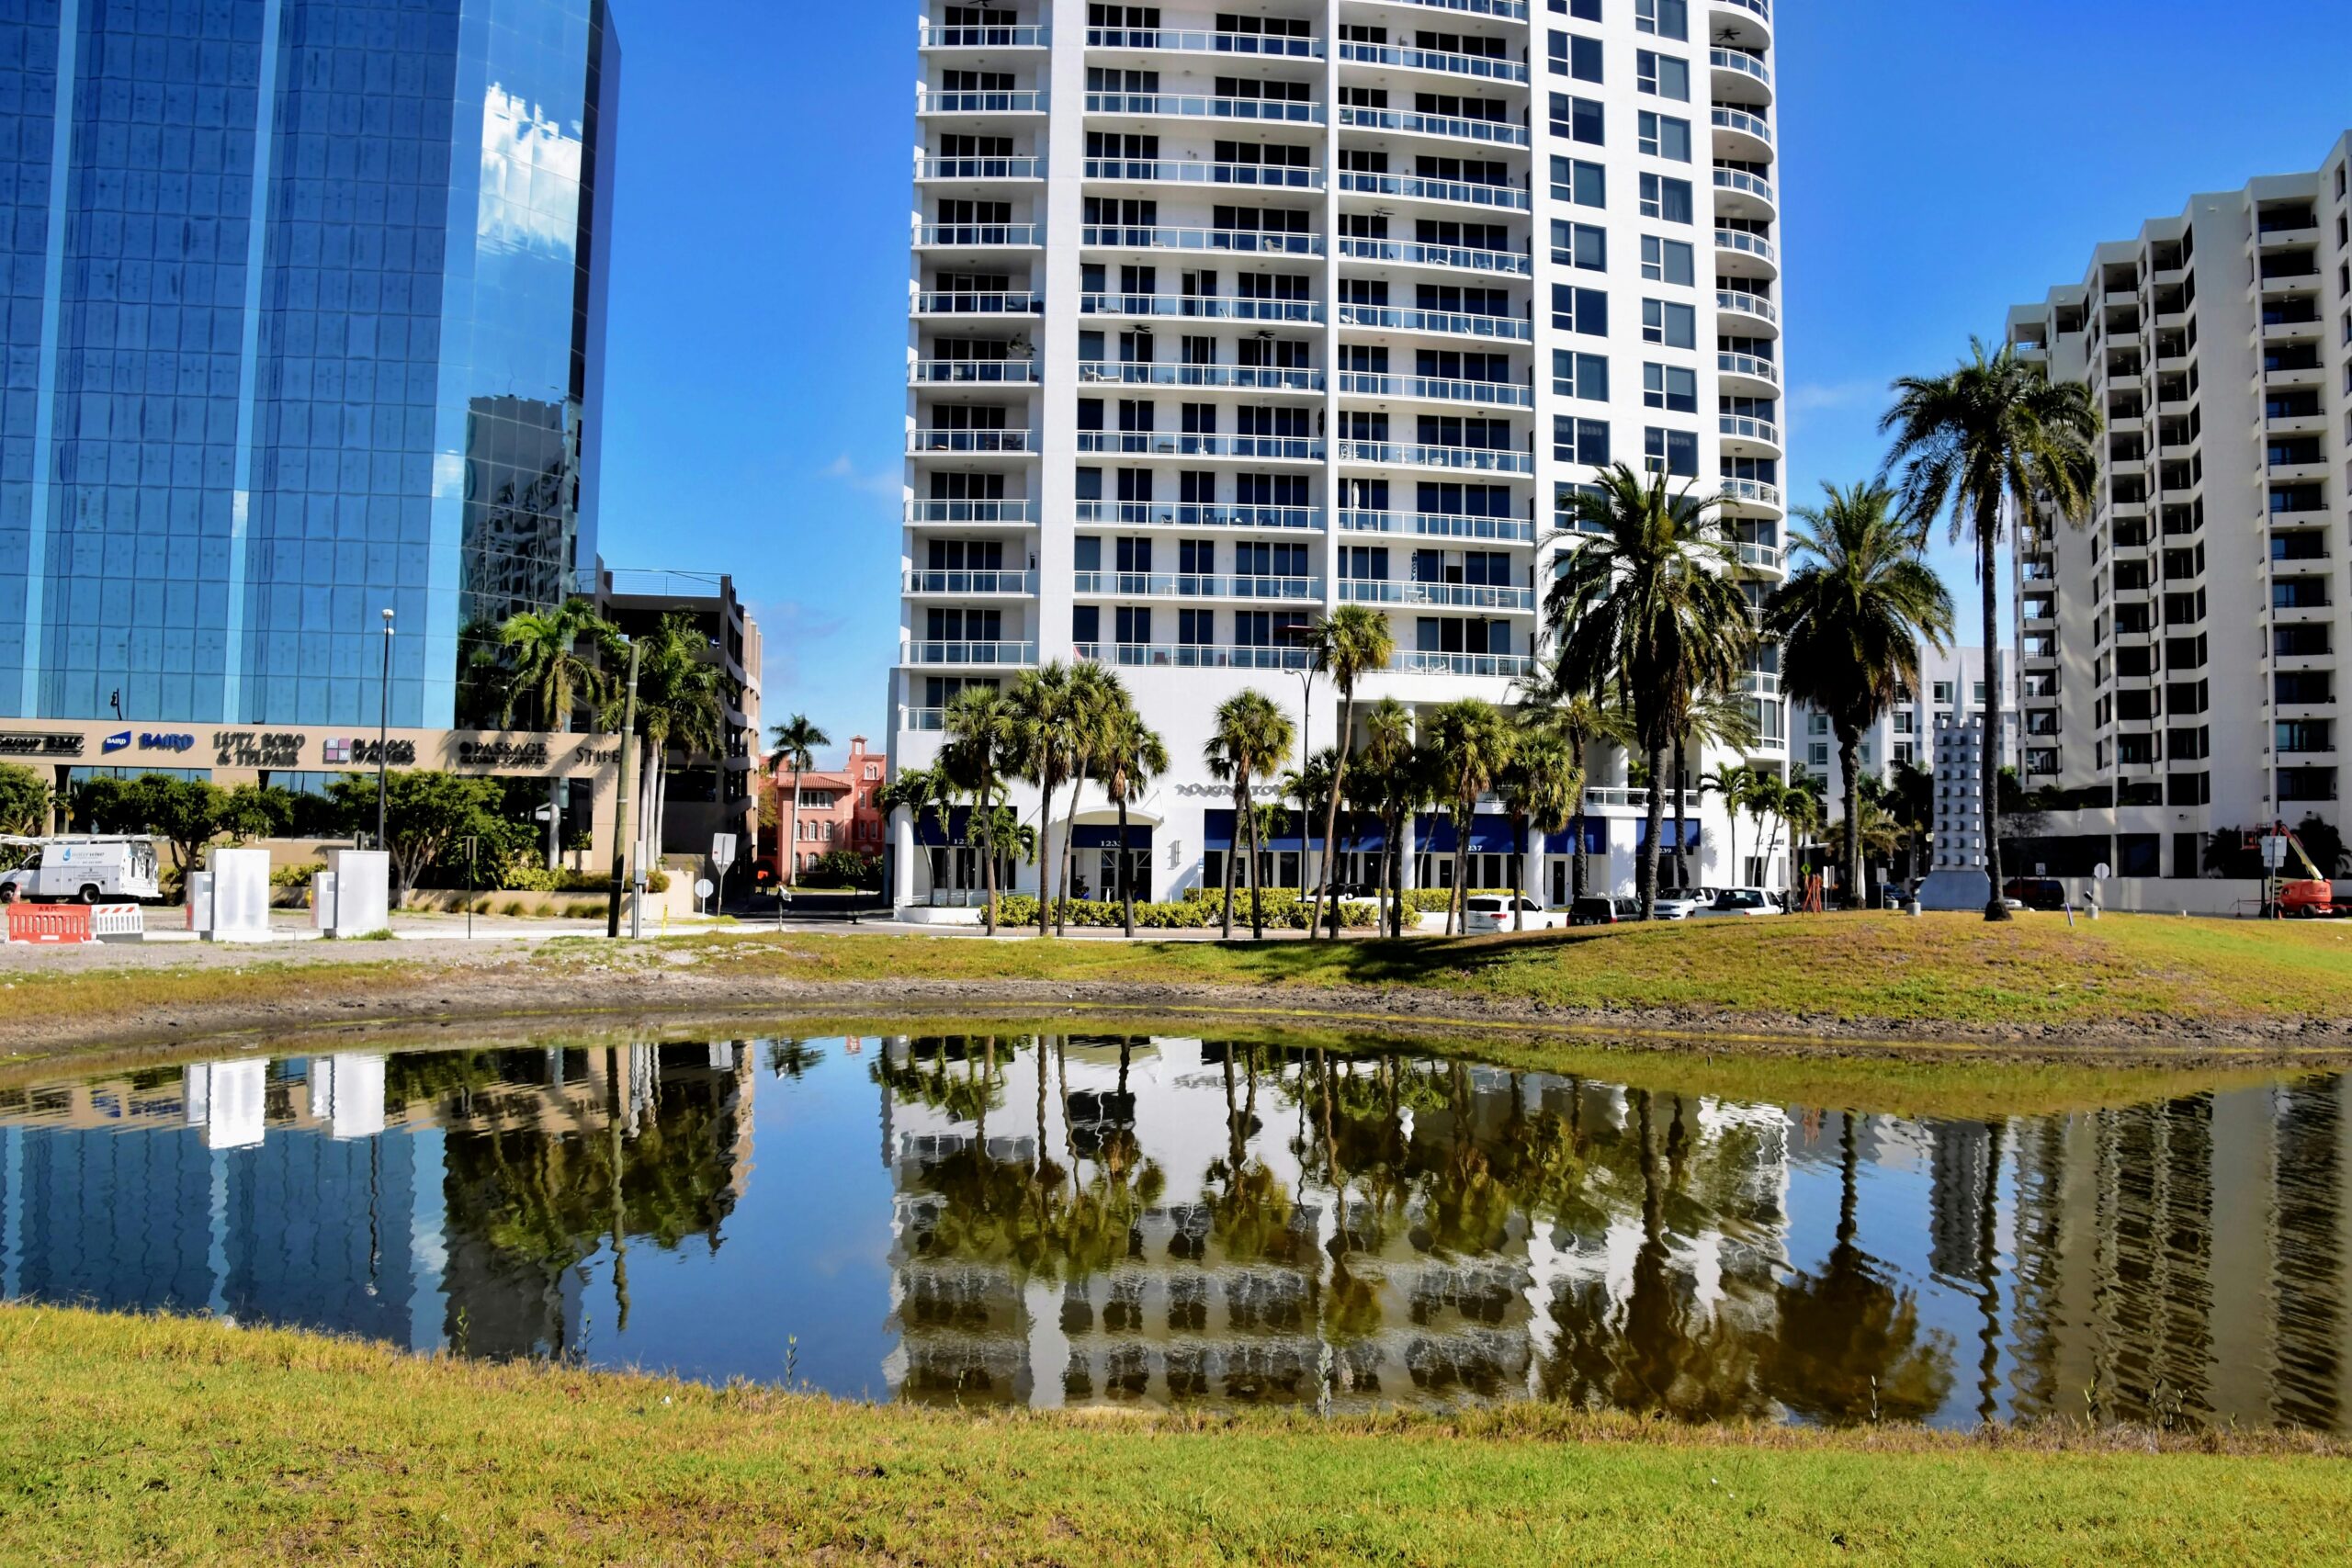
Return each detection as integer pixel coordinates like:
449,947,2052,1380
593,0,2350,768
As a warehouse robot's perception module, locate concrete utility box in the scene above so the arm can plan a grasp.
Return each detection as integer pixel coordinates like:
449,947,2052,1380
311,871,337,931
204,849,273,942
185,872,212,933
324,850,390,939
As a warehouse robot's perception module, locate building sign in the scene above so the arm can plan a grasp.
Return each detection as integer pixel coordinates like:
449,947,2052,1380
458,740,549,769
0,732,82,757
104,729,198,755
212,731,303,768
1173,781,1280,799
571,743,621,768
323,738,417,767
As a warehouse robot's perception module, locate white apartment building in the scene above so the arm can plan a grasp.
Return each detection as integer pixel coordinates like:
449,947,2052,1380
2005,135,2352,882
889,0,1790,908
1791,644,2017,804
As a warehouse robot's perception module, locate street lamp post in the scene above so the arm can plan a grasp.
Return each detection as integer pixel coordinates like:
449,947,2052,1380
374,607,394,851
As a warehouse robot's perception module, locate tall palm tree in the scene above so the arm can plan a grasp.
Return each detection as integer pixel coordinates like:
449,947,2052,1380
768,712,832,890
1283,749,1339,900
1547,464,1753,919
1746,770,1793,895
1670,683,1759,895
943,685,1016,933
1518,661,1633,903
1098,705,1169,938
1498,729,1580,931
1702,761,1770,890
633,614,728,866
1204,689,1294,940
1422,697,1516,934
876,763,957,905
1007,662,1079,938
1356,696,1416,939
1052,662,1125,932
494,597,621,868
1304,605,1396,939
1767,481,1956,908
1882,340,2099,920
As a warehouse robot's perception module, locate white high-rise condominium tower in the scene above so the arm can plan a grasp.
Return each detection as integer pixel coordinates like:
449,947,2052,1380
2004,134,2351,886
891,0,1789,911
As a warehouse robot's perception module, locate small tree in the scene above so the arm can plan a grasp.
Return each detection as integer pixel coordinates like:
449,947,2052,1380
219,784,294,844
327,770,504,897
124,775,228,877
0,761,49,868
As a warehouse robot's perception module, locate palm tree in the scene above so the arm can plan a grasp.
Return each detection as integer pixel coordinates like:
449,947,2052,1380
1052,662,1125,931
1498,729,1580,931
1356,696,1416,939
1547,464,1754,919
1304,605,1396,939
1421,698,1515,934
1767,481,1955,908
1282,748,1338,898
1099,706,1169,938
1006,662,1078,938
1882,340,2099,920
632,614,728,868
1745,770,1793,894
1703,761,1770,890
1204,689,1295,940
943,685,1016,933
876,763,957,905
1670,682,1759,895
1518,662,1632,903
768,712,832,890
494,597,621,868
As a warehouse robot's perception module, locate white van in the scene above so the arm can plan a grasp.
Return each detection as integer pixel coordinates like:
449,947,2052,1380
0,837,163,904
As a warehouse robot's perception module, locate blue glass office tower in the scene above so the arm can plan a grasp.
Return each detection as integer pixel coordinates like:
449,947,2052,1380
0,0,615,729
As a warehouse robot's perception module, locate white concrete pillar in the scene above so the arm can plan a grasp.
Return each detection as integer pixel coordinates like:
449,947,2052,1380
890,807,917,908
1522,839,1545,908
1400,813,1419,891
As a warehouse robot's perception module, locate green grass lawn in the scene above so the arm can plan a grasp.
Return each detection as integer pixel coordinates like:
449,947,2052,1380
4,1307,2346,1566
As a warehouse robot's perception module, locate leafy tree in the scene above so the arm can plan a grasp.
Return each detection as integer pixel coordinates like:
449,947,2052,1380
1671,682,1758,894
218,784,292,844
1204,689,1295,940
326,770,505,897
1767,481,1954,907
1422,698,1516,933
1498,729,1579,930
1006,662,1079,938
1883,340,2099,921
630,613,729,863
1355,696,1418,939
1303,604,1396,939
767,712,831,887
1051,661,1125,931
1097,705,1169,938
877,762,958,903
124,775,228,876
942,685,1016,932
496,597,622,731
805,847,879,889
0,762,49,837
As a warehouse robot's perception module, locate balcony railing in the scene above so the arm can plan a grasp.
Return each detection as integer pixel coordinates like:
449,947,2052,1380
1072,572,1321,601
1716,0,1771,23
914,155,1045,181
910,359,1039,385
1338,169,1531,210
1713,167,1776,206
910,288,1045,314
1082,157,1323,189
1078,432,1322,460
1340,509,1534,542
905,570,1038,595
1337,105,1529,147
918,88,1048,115
1390,649,1533,678
1079,361,1323,393
1709,48,1770,86
906,499,1038,525
1338,439,1534,474
1713,229,1776,265
1336,372,1532,408
1078,643,1312,671
1076,502,1317,530
1377,0,1528,17
1080,224,1323,254
1715,288,1776,324
914,221,1044,247
1719,475,1782,508
1336,40,1530,84
907,428,1035,455
1336,303,1532,341
920,21,1047,48
1717,350,1781,387
1338,236,1530,276
1084,27,1323,58
1080,291,1320,321
1719,413,1781,446
1340,579,1535,611
899,705,949,732
1083,91,1324,123
904,640,1038,666
1710,106,1772,145
1736,541,1782,570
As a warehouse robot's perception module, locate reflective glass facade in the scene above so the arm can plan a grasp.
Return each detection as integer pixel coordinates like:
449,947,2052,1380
0,0,614,728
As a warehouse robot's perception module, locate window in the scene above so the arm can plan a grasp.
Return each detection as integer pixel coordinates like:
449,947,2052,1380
1808,743,1829,769
1553,350,1610,400
1634,0,1686,39
1640,235,1693,285
1550,156,1605,207
1554,416,1611,465
1808,713,1828,736
1549,30,1603,83
1932,681,1954,705
1637,173,1693,223
1636,112,1690,161
1634,50,1689,100
1641,298,1695,347
1551,220,1606,270
1551,0,1602,17
1645,426,1698,477
1552,284,1607,334
1642,363,1696,411
1549,93,1603,146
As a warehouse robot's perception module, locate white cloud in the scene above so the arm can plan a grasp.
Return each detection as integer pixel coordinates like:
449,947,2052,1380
821,452,904,502
1784,378,1884,415
478,84,582,257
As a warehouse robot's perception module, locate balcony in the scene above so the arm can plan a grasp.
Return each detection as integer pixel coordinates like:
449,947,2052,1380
1336,40,1530,85
1390,649,1533,678
916,86,1047,116
903,640,1038,667
1736,541,1782,571
899,705,949,732
1340,509,1533,543
1718,412,1781,452
1720,475,1782,510
1713,228,1777,277
1080,157,1322,190
1709,48,1772,100
1077,432,1322,462
907,428,1035,457
1334,302,1532,342
919,20,1047,49
1075,501,1318,531
1072,572,1321,601
1082,27,1323,59
1717,350,1781,391
1710,106,1773,156
1079,642,1311,671
1340,579,1536,611
1078,360,1323,395
1337,235,1530,276
905,499,1038,527
910,288,1044,316
1080,223,1323,255
1336,371,1532,409
913,221,1044,251
910,358,1039,386
905,570,1038,596
1082,90,1324,125
1365,0,1529,17
914,155,1045,182
1338,439,1533,475
1081,291,1321,323
1714,288,1777,330
1337,104,1530,148
1338,169,1532,212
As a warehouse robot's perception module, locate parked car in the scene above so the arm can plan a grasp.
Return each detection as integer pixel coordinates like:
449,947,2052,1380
1462,896,1566,933
1569,895,1643,926
1697,886,1782,918
1652,889,1713,919
2003,877,2069,911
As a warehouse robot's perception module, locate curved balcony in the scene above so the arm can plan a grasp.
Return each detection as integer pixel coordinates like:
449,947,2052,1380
1338,169,1532,213
1080,223,1322,256
1390,649,1533,679
1361,0,1528,17
907,428,1035,457
910,358,1039,386
1709,106,1773,159
1708,0,1771,47
1076,501,1317,531
1337,40,1530,85
903,639,1038,667
1340,579,1536,612
1078,361,1324,395
919,21,1048,50
1083,27,1322,59
1335,302,1532,343
914,155,1045,183
1337,371,1532,409
1719,475,1783,512
1072,572,1321,602
1337,104,1530,149
1708,48,1771,104
913,221,1044,252
1713,288,1778,333
1338,439,1533,475
910,288,1045,317
1079,642,1313,671
905,499,1038,527
1719,412,1781,455
1077,432,1322,463
1736,541,1782,572
1712,166,1777,220
1717,351,1780,394
1340,509,1535,543
1080,157,1322,190
916,86,1048,117
1081,290,1322,323
1082,90,1324,125
1337,236,1530,277
905,569,1038,596
1739,670,1781,698
1713,227,1778,280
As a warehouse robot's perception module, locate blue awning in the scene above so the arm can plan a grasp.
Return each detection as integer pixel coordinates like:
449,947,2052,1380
913,805,973,848
1414,811,1519,855
1544,818,1610,854
1071,823,1153,851
1634,818,1702,850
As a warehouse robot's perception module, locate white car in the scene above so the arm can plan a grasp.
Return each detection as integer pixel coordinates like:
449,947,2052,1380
1462,896,1566,933
1652,892,1710,919
1696,886,1782,918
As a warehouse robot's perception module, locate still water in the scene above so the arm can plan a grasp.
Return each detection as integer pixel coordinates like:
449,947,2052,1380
3,1029,2347,1431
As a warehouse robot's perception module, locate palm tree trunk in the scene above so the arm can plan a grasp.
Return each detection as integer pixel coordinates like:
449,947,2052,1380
1570,739,1589,900
1978,525,2011,921
1673,733,1690,893
1838,723,1863,909
1245,787,1265,940
1315,689,1356,941
1388,802,1407,939
1448,784,1471,935
1117,790,1136,938
1057,759,1089,934
979,782,1000,935
784,771,802,893
1726,801,1740,892
1035,768,1057,939
1639,739,1667,919
1512,816,1528,931
1220,787,1241,939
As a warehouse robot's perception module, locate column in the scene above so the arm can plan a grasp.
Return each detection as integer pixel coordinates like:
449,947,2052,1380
891,806,917,908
